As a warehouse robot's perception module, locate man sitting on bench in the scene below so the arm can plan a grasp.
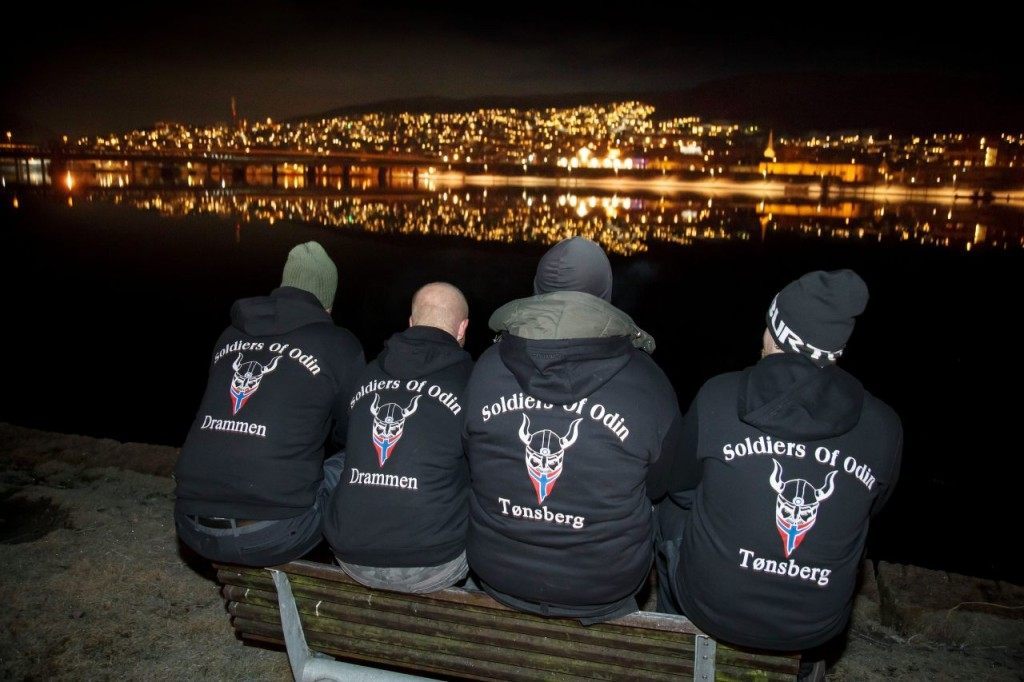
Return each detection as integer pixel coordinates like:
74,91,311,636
655,270,902,678
324,282,474,592
174,241,364,566
463,237,685,624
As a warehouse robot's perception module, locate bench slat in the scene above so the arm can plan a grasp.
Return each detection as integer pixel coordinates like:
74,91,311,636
236,620,581,682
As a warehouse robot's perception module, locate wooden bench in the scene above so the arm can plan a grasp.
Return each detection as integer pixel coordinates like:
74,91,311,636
214,560,801,681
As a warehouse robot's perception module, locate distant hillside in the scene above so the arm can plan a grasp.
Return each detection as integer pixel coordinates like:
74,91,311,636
642,71,1024,133
304,93,629,118
300,71,1024,134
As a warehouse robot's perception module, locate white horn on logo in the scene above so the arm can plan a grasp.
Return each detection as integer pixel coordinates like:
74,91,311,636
559,418,583,449
518,414,532,446
770,459,785,494
814,471,837,503
403,394,421,418
232,352,244,372
263,355,282,373
369,393,381,417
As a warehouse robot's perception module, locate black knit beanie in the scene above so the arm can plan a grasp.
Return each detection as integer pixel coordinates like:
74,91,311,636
533,236,613,301
767,270,869,366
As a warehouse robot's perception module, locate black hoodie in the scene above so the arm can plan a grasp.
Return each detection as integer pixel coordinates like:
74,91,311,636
174,287,365,519
324,326,474,567
669,353,901,650
464,331,683,619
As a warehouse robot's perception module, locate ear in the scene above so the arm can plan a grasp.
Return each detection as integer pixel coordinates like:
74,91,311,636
457,318,469,346
762,327,780,356
409,315,415,328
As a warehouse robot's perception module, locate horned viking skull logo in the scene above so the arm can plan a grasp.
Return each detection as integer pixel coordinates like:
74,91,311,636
519,414,583,504
229,353,281,415
769,459,837,557
369,393,421,467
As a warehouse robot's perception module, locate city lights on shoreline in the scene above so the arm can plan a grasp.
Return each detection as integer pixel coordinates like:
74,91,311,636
56,101,1022,187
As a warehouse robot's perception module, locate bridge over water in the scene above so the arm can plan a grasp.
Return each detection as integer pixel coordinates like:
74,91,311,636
0,145,442,186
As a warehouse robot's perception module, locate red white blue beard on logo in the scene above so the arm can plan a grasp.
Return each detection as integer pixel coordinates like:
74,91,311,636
526,455,563,504
372,427,403,467
775,501,818,557
229,384,258,415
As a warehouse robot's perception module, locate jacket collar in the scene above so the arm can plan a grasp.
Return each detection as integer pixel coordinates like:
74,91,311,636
488,290,655,353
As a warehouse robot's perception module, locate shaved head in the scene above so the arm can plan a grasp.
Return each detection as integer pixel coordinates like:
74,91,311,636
410,282,469,345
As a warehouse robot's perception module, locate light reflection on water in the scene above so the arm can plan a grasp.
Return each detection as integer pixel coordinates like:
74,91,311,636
4,168,1024,255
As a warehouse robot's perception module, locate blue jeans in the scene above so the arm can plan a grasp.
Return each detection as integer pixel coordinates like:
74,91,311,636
176,452,344,567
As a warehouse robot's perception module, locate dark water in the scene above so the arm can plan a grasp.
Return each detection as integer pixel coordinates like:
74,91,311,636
1,178,1022,583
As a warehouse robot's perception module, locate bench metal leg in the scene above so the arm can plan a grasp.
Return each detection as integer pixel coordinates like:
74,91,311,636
268,569,427,682
693,633,717,681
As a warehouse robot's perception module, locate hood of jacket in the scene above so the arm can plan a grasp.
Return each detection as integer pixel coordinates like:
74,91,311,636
739,353,865,441
498,333,633,405
490,291,649,405
533,236,613,302
378,325,471,379
230,286,332,336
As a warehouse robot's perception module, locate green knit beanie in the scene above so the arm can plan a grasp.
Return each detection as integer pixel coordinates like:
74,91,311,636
281,241,337,310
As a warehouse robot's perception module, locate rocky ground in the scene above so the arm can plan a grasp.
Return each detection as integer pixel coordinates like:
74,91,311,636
0,422,1020,680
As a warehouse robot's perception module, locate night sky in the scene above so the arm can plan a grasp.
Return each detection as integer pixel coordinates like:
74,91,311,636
2,2,1021,138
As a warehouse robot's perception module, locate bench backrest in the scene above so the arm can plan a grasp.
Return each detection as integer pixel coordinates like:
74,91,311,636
215,560,800,681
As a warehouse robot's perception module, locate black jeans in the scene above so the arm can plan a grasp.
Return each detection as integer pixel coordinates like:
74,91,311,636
653,494,691,615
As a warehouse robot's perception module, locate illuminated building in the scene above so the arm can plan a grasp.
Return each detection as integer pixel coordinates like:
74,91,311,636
763,130,776,162
759,161,875,183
